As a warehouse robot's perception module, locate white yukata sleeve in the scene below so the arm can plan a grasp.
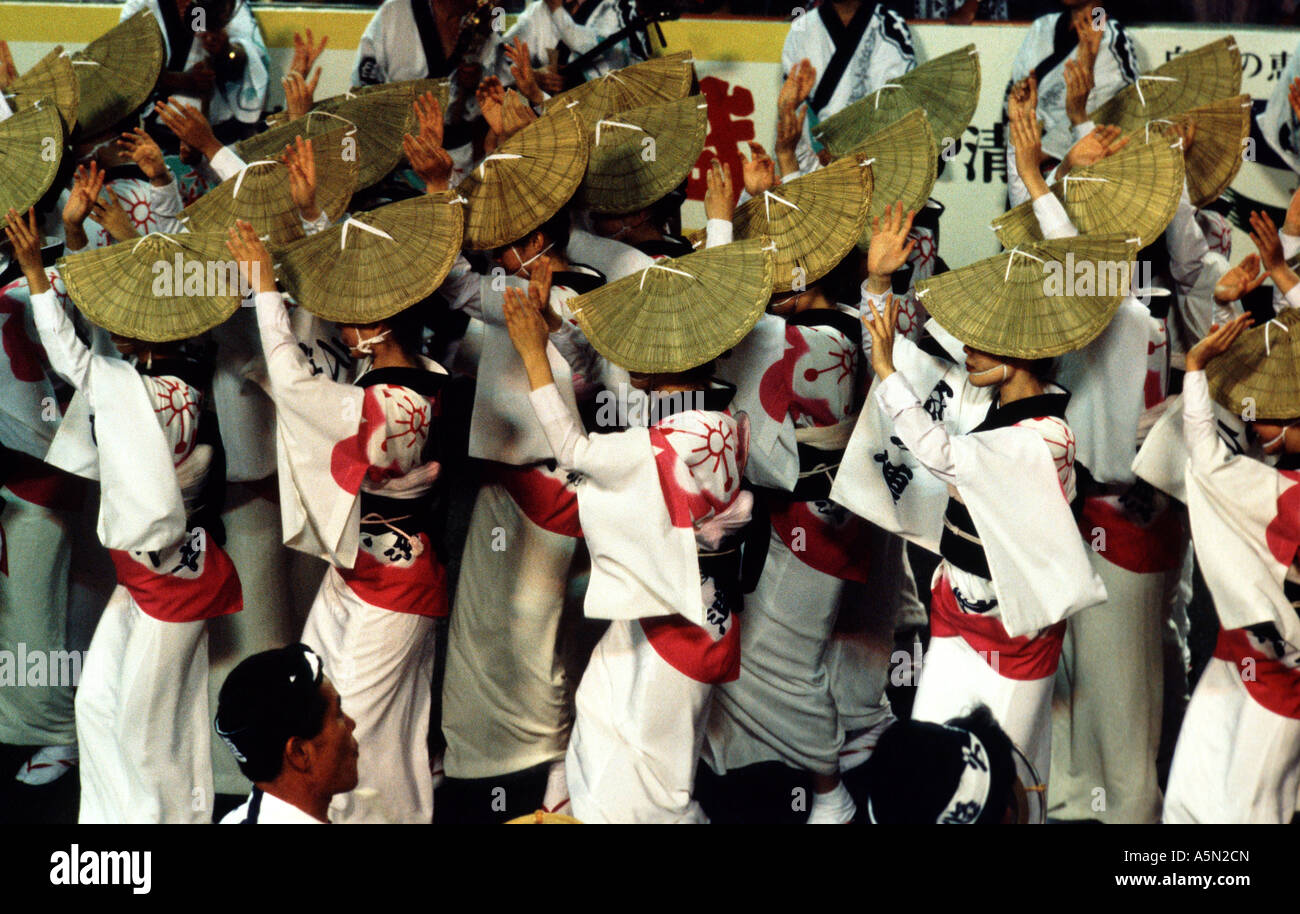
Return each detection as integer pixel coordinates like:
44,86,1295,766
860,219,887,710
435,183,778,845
209,145,247,182
548,4,614,56
145,176,185,234
1166,183,1208,294
1005,144,1031,208
29,288,92,391
529,382,587,467
705,218,733,249
300,209,332,235
0,92,11,123
1031,192,1077,240
875,369,958,485
253,290,344,393
353,9,388,86
1181,370,1229,469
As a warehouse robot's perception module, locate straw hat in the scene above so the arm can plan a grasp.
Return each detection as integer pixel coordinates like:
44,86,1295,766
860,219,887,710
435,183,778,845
575,95,708,214
568,236,775,373
182,126,358,247
7,46,79,133
1088,37,1241,135
58,231,243,342
814,45,979,157
277,192,464,325
266,77,450,129
545,50,695,129
456,106,589,250
504,810,582,824
914,234,1140,359
1159,94,1252,209
1207,308,1300,420
237,86,416,190
843,109,936,249
991,135,1184,249
732,154,873,292
0,102,64,217
70,10,163,139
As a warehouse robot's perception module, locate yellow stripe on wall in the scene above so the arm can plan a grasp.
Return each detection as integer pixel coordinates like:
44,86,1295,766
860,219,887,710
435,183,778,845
0,1,790,58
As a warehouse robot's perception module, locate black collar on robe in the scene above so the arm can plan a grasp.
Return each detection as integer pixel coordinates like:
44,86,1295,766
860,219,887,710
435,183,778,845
786,306,862,347
633,235,694,260
158,0,196,71
356,364,446,399
411,0,454,78
1277,452,1300,472
809,0,876,113
973,388,1071,433
649,379,737,421
552,267,606,295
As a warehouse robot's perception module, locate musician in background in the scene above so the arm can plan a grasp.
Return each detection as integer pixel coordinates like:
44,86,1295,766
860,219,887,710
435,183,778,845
353,0,503,155
498,0,652,92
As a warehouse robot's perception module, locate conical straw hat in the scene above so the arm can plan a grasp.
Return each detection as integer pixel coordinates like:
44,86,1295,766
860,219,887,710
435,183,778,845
575,95,708,214
0,102,64,217
58,231,244,342
70,10,163,138
814,45,980,156
237,86,415,189
1207,308,1300,420
568,236,775,373
1088,37,1241,134
914,234,1140,359
545,50,695,130
991,135,1184,249
456,106,589,250
182,126,357,247
266,77,450,129
1158,94,1252,209
732,154,873,292
844,109,936,249
278,192,463,325
7,46,79,132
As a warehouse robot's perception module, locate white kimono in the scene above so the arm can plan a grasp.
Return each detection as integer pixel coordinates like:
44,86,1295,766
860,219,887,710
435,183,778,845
1163,371,1300,824
121,0,270,126
498,0,646,86
782,2,915,174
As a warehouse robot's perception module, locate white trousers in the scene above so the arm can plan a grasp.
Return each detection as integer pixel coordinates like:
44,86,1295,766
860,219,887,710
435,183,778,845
706,530,851,775
0,487,75,746
301,567,436,824
1163,657,1300,824
913,634,1055,793
76,588,212,823
1050,551,1171,823
567,619,713,824
442,483,579,779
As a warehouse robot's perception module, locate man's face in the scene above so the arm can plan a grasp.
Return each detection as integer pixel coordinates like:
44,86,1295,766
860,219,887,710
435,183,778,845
308,677,359,796
962,346,1007,388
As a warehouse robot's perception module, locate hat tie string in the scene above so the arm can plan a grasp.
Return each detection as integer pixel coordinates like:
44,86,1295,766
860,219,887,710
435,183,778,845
1134,75,1178,108
340,216,395,250
1265,318,1290,357
638,263,693,291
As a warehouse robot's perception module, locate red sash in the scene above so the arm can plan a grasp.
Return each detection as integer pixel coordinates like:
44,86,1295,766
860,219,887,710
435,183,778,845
489,463,582,539
109,533,242,623
640,614,741,685
1078,495,1186,575
929,575,1065,681
340,533,449,617
1213,628,1300,720
769,498,871,583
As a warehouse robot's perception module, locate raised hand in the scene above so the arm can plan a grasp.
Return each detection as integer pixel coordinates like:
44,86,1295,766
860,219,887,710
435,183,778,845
403,131,453,192
1249,209,1286,274
1072,5,1104,66
282,135,320,220
282,69,320,121
741,141,779,196
477,76,506,137
1061,124,1128,175
0,40,16,90
775,101,805,177
704,159,735,222
119,127,170,184
503,285,554,387
1063,56,1094,126
500,90,536,141
225,219,277,295
89,187,138,243
1213,253,1266,304
4,208,50,294
862,292,900,380
528,252,560,331
1009,90,1049,196
505,38,544,106
778,59,816,113
291,28,328,79
867,201,916,292
1185,313,1253,372
413,90,444,148
63,162,106,228
154,98,223,160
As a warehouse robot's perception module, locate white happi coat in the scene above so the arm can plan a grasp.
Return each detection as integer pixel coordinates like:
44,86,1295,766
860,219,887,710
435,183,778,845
122,0,270,125
782,1,915,174
497,0,646,85
1007,12,1139,164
